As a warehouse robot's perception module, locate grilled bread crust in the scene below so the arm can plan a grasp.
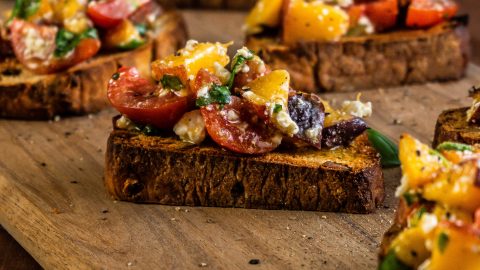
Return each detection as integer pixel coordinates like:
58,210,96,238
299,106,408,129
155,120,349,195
105,127,384,213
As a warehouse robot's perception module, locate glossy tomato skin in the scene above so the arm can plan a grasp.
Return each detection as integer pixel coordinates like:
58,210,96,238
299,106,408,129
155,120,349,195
9,19,100,74
108,66,193,129
365,0,399,31
201,96,282,154
87,0,151,28
406,0,458,28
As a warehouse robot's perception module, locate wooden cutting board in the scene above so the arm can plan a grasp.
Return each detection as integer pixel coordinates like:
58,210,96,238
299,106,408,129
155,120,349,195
1,10,480,270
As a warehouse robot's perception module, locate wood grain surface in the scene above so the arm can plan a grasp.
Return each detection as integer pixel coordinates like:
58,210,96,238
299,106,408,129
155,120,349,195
1,2,480,270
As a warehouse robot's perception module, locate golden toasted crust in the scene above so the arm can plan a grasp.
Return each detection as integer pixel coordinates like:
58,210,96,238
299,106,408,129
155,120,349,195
247,24,470,92
104,127,384,213
0,11,187,120
433,107,480,147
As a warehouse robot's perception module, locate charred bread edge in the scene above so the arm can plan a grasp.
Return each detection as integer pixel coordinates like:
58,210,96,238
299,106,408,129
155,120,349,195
0,11,187,120
104,122,385,213
378,199,409,261
433,107,480,148
246,22,470,92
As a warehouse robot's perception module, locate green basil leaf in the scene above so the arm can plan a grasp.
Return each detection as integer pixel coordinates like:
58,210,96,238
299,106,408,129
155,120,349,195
135,24,147,36
8,0,40,23
436,141,473,152
346,24,367,37
117,38,145,50
367,128,400,168
409,207,426,227
54,28,98,58
438,232,450,253
379,250,411,270
160,75,183,91
195,84,231,107
403,192,419,207
273,104,283,113
227,50,255,89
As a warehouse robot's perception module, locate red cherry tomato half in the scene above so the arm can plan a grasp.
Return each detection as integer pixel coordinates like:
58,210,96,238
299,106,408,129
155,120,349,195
107,66,193,129
365,0,399,31
348,4,367,27
406,0,458,28
192,69,221,96
201,96,282,154
87,0,150,28
9,19,100,74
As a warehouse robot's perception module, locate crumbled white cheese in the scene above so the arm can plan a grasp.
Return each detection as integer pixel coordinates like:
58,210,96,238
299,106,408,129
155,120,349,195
237,47,254,59
226,110,240,122
173,110,206,145
184,40,199,52
116,115,136,130
255,57,267,74
341,100,372,118
305,127,321,143
358,15,375,34
420,214,438,234
213,62,231,84
23,27,55,60
197,85,210,99
418,259,431,270
241,64,250,73
273,110,299,137
395,175,409,197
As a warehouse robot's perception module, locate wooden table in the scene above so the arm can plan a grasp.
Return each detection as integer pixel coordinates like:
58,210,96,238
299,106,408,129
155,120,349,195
1,3,480,270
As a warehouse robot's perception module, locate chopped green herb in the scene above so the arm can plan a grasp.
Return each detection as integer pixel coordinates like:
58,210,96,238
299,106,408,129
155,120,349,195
54,28,98,57
135,24,147,36
160,75,184,91
196,84,231,107
112,73,120,80
227,49,255,89
273,104,283,113
410,207,426,227
436,142,473,152
379,250,411,270
117,38,145,50
428,149,449,166
346,25,367,37
366,129,400,168
403,192,419,206
7,0,41,23
438,232,449,253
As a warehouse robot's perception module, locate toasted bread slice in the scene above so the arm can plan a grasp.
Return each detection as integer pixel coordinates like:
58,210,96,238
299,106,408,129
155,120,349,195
433,107,480,147
246,23,470,92
104,125,384,213
0,11,187,120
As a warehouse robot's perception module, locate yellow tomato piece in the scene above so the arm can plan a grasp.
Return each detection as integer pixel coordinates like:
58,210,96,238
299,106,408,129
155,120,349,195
390,227,430,268
429,226,480,270
244,0,283,34
53,0,84,21
432,205,474,225
244,69,290,106
104,20,142,48
283,0,349,44
423,159,480,212
27,0,53,21
151,41,231,81
243,70,299,136
399,134,447,189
